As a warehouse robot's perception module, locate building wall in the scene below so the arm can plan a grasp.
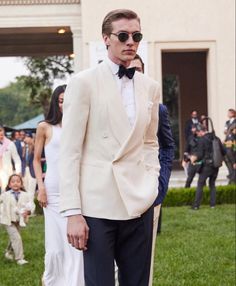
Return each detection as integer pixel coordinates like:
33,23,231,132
81,0,235,138
0,0,235,139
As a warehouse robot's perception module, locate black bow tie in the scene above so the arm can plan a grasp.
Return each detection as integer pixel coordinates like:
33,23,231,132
117,65,136,79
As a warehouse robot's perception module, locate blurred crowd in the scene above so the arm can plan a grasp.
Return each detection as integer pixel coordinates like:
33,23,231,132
0,127,41,203
182,109,236,191
1,108,236,199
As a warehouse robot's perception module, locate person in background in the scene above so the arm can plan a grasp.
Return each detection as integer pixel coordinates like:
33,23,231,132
184,110,199,142
11,130,20,142
0,174,35,265
191,125,225,209
19,130,26,142
23,132,37,204
224,108,236,184
33,85,84,286
129,54,175,286
0,125,21,192
200,114,208,130
11,130,23,165
19,130,26,175
10,130,23,173
183,125,203,188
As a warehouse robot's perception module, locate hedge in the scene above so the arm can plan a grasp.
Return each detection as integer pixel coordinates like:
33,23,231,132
163,184,236,207
34,185,235,214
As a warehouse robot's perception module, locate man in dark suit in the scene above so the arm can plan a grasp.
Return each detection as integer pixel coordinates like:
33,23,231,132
184,110,199,142
191,124,225,209
130,54,175,286
11,130,23,172
183,125,202,188
224,108,236,184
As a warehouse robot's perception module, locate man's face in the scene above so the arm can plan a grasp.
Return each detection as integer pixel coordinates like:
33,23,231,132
20,131,25,141
129,58,143,73
103,18,141,66
191,111,198,119
228,111,234,119
14,131,20,140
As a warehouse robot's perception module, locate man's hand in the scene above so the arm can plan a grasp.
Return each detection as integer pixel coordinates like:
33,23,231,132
190,155,197,164
67,215,89,251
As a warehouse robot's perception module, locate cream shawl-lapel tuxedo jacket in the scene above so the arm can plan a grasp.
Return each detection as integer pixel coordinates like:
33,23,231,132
59,60,160,219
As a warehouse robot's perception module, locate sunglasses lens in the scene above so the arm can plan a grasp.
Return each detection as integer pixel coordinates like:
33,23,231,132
133,33,143,42
118,32,129,42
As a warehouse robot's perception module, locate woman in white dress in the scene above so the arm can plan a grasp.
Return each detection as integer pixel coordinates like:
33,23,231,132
33,85,84,286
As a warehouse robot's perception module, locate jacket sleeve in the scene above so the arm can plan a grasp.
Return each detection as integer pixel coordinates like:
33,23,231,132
10,142,21,174
59,74,90,213
155,104,175,205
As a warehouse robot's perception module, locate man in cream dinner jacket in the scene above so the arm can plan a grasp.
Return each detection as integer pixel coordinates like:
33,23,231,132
60,9,160,286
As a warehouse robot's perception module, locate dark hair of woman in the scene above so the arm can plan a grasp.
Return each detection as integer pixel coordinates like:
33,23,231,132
45,85,67,125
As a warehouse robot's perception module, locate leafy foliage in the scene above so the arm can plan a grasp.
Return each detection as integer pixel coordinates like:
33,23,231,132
0,56,74,126
17,56,74,116
0,80,42,127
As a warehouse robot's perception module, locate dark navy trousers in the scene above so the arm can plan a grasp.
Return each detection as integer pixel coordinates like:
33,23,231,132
84,206,154,286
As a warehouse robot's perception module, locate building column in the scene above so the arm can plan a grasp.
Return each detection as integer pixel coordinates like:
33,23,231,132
71,27,83,73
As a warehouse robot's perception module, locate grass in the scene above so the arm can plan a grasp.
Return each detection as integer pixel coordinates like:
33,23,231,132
0,205,235,286
153,205,235,286
0,215,44,286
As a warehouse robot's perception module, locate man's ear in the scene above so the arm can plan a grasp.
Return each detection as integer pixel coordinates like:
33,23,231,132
103,34,110,48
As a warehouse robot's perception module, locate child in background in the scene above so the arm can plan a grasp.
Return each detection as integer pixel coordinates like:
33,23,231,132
0,174,35,265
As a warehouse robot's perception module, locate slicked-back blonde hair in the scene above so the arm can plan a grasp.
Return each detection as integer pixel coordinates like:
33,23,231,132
102,9,140,36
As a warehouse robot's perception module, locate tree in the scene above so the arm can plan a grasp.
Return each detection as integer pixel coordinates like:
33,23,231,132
17,55,74,116
0,80,42,127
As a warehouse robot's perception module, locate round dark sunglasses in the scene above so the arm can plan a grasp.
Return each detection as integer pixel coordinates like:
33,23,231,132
110,32,143,43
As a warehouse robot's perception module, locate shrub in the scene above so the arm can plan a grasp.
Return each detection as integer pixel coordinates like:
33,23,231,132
163,184,235,207
34,185,235,213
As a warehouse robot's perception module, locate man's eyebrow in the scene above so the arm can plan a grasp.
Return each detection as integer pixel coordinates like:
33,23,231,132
115,30,141,33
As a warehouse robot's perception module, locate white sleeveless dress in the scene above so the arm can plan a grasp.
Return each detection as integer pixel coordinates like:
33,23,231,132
43,125,84,286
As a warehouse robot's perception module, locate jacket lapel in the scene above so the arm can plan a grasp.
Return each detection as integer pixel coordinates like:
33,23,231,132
114,72,148,160
98,62,131,146
98,63,148,161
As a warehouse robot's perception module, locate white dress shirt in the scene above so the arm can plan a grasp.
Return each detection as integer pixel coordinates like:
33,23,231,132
106,57,136,127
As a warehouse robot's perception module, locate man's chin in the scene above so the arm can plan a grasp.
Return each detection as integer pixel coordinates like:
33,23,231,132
121,54,136,62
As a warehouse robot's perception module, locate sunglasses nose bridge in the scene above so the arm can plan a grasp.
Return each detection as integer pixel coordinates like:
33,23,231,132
125,33,136,44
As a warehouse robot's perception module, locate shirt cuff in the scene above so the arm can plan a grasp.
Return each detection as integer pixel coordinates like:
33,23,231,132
61,209,82,217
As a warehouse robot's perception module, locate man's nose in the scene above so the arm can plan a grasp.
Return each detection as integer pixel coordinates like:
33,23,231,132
126,35,134,45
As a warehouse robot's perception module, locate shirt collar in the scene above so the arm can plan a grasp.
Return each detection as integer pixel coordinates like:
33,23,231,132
105,57,120,76
10,189,20,194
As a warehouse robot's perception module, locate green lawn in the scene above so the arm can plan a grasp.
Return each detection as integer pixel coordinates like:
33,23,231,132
153,205,235,286
0,205,235,286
